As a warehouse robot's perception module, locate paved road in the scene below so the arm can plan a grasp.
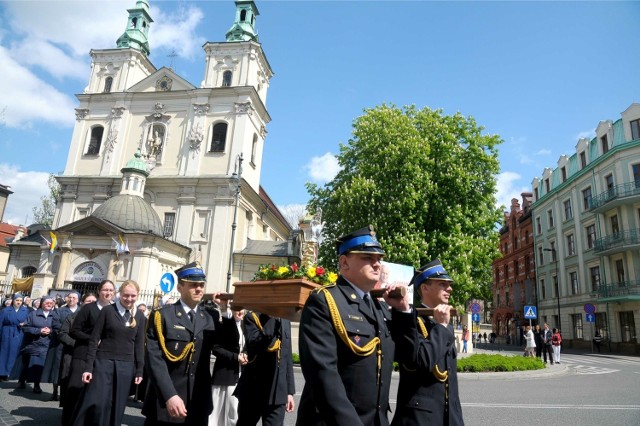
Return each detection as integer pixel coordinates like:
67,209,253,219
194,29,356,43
1,347,639,425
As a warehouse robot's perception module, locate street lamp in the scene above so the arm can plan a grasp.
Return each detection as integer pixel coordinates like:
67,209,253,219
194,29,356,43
226,153,243,293
543,247,561,332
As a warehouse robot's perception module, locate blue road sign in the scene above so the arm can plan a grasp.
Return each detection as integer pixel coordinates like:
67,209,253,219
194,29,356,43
524,305,537,319
472,313,481,323
584,303,596,314
470,302,481,314
585,313,595,323
160,272,175,293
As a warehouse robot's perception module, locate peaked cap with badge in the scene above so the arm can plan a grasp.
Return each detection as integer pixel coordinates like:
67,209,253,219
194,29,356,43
410,258,453,291
175,261,206,282
335,225,385,256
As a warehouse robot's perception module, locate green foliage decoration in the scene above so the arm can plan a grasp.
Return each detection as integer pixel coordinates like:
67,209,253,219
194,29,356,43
457,354,545,372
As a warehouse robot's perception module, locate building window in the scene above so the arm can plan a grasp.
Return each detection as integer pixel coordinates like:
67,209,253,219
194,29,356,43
505,290,510,305
524,255,530,274
631,119,640,140
538,247,544,266
616,259,625,283
580,151,587,169
619,311,636,343
561,167,567,182
572,314,584,339
601,134,609,154
586,224,596,249
563,199,573,221
163,212,175,238
534,187,539,200
210,122,228,152
547,210,554,228
540,278,546,299
582,187,592,210
222,70,232,87
570,271,578,295
545,178,550,193
240,9,247,21
87,126,104,155
633,163,640,188
504,265,508,280
251,134,258,164
21,266,37,277
104,76,113,93
550,241,556,261
514,261,519,276
553,275,559,297
589,266,600,292
566,234,575,256
536,217,541,234
595,313,608,339
605,174,614,191
611,214,619,235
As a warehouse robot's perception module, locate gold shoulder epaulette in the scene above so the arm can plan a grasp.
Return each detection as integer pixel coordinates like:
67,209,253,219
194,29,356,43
314,282,336,293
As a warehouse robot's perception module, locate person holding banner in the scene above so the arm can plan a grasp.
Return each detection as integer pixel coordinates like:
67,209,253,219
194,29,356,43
392,259,464,426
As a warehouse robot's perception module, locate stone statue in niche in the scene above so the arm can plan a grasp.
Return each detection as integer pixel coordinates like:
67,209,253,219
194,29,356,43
146,125,165,158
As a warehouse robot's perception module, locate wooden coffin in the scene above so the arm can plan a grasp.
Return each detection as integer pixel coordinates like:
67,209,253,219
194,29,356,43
232,279,321,322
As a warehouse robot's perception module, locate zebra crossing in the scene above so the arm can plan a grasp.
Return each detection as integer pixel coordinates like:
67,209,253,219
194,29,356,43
559,353,640,375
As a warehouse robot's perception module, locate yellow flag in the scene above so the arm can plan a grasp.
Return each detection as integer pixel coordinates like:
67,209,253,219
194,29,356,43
50,231,57,253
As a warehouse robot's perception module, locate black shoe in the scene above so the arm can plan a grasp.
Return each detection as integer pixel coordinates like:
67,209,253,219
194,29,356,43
17,381,26,389
33,387,42,394
50,393,59,401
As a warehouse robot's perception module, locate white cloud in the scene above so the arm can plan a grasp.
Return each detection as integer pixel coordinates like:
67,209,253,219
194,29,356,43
575,130,595,141
0,164,51,226
535,149,551,156
0,45,77,128
151,5,206,59
306,152,341,184
496,171,530,211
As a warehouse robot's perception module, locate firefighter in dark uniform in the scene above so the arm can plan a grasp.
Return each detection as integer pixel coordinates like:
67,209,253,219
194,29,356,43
234,311,295,425
296,225,414,426
391,259,464,426
143,262,216,426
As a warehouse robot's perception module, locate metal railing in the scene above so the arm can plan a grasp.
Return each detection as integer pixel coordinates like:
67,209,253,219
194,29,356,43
589,180,640,210
594,228,640,252
598,280,640,298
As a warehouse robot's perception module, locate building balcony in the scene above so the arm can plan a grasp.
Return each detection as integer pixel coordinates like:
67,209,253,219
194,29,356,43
598,280,640,300
594,228,640,255
589,180,640,213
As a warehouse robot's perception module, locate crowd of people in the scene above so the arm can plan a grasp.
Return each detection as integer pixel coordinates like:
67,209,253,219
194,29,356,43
0,225,465,426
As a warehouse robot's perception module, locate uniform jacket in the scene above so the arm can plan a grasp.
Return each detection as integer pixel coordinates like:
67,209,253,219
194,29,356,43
391,311,464,426
69,302,103,360
143,301,215,424
211,315,244,387
234,312,295,406
296,277,410,426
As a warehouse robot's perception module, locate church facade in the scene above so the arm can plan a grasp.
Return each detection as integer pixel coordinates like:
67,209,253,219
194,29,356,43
6,0,300,301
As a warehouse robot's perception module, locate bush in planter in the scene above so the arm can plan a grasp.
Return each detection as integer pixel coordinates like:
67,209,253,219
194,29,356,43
457,354,545,372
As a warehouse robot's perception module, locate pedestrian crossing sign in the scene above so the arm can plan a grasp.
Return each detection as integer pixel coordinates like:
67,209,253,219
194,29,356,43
524,305,537,319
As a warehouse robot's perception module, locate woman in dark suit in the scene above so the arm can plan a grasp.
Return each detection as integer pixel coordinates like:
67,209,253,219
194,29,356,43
73,279,146,426
209,308,247,426
63,280,114,425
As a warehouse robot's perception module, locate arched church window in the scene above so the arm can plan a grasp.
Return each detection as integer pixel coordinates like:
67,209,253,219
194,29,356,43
251,133,258,164
104,77,113,93
210,123,228,152
87,126,104,155
222,71,232,87
240,10,247,21
142,21,147,28
22,266,37,277
131,17,138,28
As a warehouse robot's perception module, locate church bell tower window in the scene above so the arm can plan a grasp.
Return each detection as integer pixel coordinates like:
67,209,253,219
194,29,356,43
210,123,228,152
87,126,104,155
222,71,232,87
104,77,113,93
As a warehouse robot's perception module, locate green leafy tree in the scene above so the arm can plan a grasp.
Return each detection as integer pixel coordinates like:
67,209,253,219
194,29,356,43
307,105,502,305
32,174,60,227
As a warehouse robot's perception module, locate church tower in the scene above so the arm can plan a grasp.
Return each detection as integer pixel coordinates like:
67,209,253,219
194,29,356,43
116,0,153,56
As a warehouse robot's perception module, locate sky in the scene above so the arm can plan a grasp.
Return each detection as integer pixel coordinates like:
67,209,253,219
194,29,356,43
0,0,639,226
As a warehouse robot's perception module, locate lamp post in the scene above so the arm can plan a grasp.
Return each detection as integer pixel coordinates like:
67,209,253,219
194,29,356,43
226,153,243,293
543,247,561,331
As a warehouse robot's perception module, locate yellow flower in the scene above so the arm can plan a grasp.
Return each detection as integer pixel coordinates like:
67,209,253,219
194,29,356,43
306,267,317,278
327,272,338,283
277,266,289,276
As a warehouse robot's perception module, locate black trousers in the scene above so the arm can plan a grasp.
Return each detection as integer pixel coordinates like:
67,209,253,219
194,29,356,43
71,358,135,426
542,344,554,363
236,399,285,426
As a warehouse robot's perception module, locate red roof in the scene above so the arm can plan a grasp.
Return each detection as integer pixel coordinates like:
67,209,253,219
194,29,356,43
0,223,23,248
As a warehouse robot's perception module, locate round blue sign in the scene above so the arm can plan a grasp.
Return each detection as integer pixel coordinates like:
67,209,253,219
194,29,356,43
584,303,596,314
470,302,481,314
160,273,176,293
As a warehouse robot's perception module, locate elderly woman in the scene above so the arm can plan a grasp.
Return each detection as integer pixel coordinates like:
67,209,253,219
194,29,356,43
0,294,29,380
12,295,58,394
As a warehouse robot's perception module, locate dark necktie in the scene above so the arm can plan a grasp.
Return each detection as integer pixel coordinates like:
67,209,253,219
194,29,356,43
363,294,374,316
188,310,195,324
123,310,131,324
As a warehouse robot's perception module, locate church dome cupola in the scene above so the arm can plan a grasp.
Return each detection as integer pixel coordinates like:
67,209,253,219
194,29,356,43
119,151,149,197
226,1,259,42
116,0,154,56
